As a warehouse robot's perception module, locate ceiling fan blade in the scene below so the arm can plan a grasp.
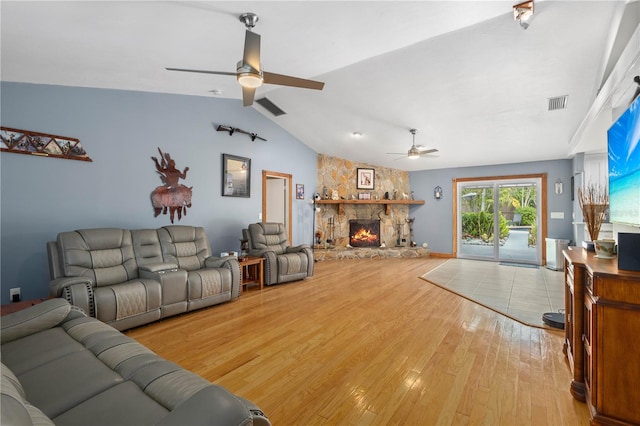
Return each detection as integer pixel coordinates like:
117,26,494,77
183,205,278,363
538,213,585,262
243,30,261,72
263,71,325,90
242,86,256,106
386,152,407,155
166,67,236,76
419,148,439,154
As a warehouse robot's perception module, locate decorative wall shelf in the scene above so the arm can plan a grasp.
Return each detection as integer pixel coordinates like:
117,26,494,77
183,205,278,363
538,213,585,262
315,199,425,215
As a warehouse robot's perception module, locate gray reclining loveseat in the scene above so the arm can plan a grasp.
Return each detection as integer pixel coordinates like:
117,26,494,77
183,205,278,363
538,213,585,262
1,298,270,425
47,225,240,331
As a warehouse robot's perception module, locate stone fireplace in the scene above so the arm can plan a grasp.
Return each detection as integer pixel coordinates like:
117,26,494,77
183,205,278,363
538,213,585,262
312,154,430,260
349,219,380,247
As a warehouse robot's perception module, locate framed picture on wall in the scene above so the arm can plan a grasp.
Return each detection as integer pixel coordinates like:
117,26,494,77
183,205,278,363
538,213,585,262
296,184,305,199
356,168,375,190
222,154,251,197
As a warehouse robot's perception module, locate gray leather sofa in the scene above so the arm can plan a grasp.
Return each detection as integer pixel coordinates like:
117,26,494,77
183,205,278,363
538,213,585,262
47,225,240,331
243,222,314,285
1,298,270,425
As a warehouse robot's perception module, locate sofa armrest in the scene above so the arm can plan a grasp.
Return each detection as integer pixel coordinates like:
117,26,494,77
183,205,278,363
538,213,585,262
138,262,179,273
285,244,311,253
1,298,74,344
155,386,271,426
204,256,235,269
50,276,94,297
50,278,96,318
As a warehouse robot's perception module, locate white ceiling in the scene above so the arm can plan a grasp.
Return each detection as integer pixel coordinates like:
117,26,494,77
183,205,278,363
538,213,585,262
2,1,639,171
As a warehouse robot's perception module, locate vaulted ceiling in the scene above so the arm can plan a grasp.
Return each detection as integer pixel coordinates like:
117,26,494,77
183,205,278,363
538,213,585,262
2,1,639,170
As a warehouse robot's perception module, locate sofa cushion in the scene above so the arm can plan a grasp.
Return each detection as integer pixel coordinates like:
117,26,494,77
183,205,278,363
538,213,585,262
58,228,138,285
1,363,54,426
15,348,124,419
1,328,85,376
52,381,169,426
158,226,211,271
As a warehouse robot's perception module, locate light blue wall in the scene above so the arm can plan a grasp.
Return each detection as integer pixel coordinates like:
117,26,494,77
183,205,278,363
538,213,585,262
409,159,574,254
0,82,317,304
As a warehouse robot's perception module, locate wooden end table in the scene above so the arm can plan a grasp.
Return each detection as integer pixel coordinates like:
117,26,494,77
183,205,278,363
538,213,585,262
238,256,264,293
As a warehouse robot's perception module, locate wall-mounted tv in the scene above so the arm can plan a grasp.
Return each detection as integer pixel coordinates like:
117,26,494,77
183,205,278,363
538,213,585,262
608,95,640,226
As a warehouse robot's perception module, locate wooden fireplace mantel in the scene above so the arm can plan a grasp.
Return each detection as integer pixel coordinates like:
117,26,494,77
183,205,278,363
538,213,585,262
315,199,425,215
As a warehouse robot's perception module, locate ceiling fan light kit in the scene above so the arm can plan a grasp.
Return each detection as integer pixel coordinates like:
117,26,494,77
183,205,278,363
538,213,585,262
166,12,324,107
513,0,534,29
386,129,439,160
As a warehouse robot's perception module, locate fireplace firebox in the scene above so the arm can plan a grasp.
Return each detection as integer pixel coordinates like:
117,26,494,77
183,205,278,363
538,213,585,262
349,219,380,247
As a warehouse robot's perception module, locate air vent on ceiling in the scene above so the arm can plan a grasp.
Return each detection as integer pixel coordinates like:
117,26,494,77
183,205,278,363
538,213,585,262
548,95,568,111
256,97,287,117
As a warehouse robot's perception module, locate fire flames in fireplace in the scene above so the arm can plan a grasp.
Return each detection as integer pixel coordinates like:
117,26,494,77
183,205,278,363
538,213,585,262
349,219,380,247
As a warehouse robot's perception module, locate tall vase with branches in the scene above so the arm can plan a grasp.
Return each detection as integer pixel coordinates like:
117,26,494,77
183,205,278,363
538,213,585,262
578,183,609,243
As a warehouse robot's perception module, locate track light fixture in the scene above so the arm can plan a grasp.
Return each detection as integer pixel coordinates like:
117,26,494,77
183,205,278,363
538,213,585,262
513,0,534,30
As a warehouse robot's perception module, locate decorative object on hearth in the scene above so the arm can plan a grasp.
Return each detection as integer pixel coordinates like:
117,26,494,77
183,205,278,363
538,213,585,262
395,220,405,247
216,124,266,142
331,189,339,200
166,13,324,107
386,129,438,160
326,217,335,244
150,147,192,223
578,183,609,249
1,127,92,162
406,217,416,247
357,168,375,190
222,153,251,197
434,186,443,200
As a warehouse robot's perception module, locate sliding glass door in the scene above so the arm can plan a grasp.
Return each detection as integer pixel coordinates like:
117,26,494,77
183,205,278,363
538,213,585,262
457,177,541,264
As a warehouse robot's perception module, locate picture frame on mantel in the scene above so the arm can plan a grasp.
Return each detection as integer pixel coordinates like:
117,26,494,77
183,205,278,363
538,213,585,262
356,168,375,190
222,153,250,197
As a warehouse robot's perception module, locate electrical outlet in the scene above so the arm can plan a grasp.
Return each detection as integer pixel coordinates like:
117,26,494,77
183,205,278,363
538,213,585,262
10,287,21,303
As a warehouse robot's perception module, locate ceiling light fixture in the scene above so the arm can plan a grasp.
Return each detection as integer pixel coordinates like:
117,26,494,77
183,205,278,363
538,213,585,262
236,62,263,88
513,0,534,30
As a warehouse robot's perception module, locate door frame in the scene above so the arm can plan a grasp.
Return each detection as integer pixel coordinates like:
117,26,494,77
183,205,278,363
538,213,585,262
452,173,547,264
262,170,292,243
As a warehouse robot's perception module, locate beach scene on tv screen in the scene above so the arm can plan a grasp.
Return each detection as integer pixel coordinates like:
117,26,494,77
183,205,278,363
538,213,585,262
608,97,640,226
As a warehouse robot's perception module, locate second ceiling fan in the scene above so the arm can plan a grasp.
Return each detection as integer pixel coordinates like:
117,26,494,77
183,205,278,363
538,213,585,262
166,13,325,107
387,129,439,159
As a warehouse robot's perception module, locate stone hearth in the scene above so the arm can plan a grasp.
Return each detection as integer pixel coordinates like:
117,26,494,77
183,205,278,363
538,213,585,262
312,246,430,261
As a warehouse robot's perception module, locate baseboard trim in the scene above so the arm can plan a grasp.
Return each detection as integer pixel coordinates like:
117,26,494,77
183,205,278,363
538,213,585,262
429,252,456,258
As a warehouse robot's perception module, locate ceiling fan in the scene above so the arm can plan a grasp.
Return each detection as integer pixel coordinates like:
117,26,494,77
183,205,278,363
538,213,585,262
387,129,439,159
166,13,325,107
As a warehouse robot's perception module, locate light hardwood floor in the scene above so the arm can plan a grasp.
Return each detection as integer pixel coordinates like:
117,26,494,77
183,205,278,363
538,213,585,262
126,258,590,425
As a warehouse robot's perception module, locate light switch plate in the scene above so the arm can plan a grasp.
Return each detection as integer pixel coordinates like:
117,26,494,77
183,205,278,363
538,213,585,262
550,212,564,219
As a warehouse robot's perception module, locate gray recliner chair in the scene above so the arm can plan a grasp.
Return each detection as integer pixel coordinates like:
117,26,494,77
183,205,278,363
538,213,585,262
243,222,314,285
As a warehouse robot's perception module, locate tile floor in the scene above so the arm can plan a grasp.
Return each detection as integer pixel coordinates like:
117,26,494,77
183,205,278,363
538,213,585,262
421,258,565,328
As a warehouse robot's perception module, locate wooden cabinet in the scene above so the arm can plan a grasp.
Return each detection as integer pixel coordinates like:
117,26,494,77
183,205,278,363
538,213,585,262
563,248,640,425
563,256,586,401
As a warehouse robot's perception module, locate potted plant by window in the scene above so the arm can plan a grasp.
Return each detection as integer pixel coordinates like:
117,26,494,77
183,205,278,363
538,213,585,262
577,183,609,250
